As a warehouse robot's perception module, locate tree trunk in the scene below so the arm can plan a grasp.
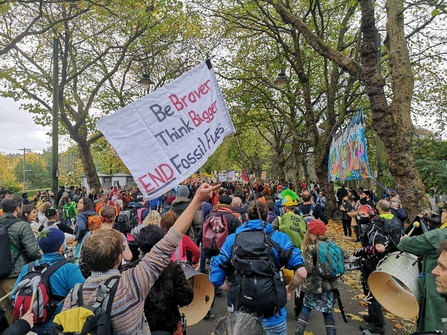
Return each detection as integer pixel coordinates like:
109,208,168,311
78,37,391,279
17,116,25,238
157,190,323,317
359,0,427,219
77,140,101,191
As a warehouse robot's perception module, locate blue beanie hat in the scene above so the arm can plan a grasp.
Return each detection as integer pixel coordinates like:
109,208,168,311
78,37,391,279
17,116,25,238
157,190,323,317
38,229,65,253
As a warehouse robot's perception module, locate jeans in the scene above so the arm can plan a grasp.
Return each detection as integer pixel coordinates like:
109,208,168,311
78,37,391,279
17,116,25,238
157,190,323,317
263,319,287,335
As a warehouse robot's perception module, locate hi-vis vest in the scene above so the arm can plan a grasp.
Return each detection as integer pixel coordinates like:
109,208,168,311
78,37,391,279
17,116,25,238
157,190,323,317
279,212,307,249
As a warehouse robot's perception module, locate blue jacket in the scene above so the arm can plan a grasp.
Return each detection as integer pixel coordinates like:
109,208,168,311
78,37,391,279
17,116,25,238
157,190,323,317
74,210,97,240
210,220,305,327
12,253,85,330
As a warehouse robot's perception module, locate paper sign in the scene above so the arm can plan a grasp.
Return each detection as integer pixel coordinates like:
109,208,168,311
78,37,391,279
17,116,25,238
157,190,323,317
97,60,235,200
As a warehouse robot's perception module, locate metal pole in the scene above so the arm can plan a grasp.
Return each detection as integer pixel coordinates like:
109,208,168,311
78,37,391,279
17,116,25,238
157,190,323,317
17,148,31,192
52,38,59,201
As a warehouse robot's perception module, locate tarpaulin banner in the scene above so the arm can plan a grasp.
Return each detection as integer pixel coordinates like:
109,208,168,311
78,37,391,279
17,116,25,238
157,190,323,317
97,60,235,199
328,109,371,182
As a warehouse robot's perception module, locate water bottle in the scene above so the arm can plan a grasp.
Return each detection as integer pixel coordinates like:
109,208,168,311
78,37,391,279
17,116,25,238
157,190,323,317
362,330,373,335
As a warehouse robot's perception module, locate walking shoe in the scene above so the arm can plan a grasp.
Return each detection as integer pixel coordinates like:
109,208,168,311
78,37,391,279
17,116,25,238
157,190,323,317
199,268,209,274
359,323,385,334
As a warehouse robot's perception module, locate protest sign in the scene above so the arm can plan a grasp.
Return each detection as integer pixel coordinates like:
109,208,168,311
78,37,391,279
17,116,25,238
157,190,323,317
97,60,235,199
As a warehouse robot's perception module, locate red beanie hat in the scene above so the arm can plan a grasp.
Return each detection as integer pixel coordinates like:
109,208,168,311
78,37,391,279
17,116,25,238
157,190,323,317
307,219,327,236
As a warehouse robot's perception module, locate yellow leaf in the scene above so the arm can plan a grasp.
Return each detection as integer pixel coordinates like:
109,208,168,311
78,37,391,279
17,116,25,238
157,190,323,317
304,332,314,335
347,313,364,322
359,301,368,307
333,308,341,313
358,311,369,315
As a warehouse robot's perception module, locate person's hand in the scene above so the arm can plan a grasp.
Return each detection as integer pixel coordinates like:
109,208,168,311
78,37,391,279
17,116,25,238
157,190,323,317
400,234,409,240
21,310,34,328
193,183,221,203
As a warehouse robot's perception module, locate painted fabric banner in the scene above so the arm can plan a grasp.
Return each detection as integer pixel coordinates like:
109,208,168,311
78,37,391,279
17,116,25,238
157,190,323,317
328,109,371,182
97,60,235,200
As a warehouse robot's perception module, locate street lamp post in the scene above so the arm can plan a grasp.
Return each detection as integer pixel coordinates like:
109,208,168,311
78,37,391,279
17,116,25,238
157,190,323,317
274,70,289,89
17,148,31,192
138,73,154,94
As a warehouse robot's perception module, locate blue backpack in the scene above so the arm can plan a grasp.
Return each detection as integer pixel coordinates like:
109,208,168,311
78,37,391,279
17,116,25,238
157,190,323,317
315,240,345,280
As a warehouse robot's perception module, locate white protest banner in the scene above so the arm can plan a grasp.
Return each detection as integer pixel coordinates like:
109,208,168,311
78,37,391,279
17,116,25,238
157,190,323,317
96,60,235,200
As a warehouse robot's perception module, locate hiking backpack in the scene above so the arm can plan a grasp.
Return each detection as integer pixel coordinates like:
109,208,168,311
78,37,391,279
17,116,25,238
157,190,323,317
115,206,143,233
314,240,345,280
52,276,119,335
12,260,67,323
62,202,77,219
230,230,287,317
202,214,229,257
296,205,316,225
0,218,21,279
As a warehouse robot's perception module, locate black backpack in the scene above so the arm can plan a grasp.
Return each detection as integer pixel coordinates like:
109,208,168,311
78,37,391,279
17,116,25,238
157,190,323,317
0,218,22,279
361,217,404,253
115,206,140,233
230,229,288,317
52,276,120,335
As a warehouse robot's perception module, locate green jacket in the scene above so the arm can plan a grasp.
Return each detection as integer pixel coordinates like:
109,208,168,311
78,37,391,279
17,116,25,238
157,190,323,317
0,213,41,279
397,228,447,332
277,212,307,249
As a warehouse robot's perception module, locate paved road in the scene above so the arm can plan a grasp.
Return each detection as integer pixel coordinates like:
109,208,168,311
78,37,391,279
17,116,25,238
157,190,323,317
188,270,411,335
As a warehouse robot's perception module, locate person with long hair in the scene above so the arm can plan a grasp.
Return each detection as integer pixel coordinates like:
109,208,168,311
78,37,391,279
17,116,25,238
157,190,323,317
295,220,348,335
123,225,193,335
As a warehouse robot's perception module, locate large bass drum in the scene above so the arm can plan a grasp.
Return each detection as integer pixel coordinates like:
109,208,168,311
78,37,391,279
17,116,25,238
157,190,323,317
178,263,215,326
368,251,421,318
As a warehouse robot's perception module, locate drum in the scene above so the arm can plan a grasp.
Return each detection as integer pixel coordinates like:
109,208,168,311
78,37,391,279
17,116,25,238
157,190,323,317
178,263,215,326
368,251,421,318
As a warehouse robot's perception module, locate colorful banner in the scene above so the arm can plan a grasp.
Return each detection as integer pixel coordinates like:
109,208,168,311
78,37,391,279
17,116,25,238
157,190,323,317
97,60,235,200
328,109,371,182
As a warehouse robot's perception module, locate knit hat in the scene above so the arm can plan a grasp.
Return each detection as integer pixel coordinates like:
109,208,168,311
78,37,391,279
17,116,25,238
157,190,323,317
359,205,374,217
218,196,232,205
177,185,190,198
307,219,327,235
166,196,176,205
38,229,65,253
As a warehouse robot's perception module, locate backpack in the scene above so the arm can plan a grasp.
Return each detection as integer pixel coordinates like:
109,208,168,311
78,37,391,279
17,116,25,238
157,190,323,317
52,277,119,335
314,240,345,280
63,202,77,219
87,215,102,232
0,218,21,279
202,214,229,257
12,260,67,324
230,230,287,317
296,205,316,225
115,207,144,233
383,217,405,251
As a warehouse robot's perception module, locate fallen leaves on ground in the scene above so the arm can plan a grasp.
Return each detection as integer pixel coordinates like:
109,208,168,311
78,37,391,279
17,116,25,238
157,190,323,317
346,313,364,322
304,332,314,335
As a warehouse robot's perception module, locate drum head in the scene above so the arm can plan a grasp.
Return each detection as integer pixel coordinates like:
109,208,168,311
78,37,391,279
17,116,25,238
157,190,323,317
179,265,215,326
368,271,419,318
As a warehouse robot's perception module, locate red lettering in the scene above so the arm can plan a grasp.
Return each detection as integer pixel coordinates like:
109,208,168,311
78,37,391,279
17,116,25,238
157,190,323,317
169,80,212,112
169,94,184,112
159,164,174,181
148,169,166,188
138,175,155,193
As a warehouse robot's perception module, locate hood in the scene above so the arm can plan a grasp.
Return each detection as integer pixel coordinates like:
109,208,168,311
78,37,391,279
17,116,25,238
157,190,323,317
236,219,273,235
79,210,98,217
171,197,191,206
127,201,144,209
0,212,17,224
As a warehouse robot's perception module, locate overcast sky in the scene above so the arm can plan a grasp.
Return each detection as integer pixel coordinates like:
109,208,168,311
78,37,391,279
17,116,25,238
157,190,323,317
0,98,52,155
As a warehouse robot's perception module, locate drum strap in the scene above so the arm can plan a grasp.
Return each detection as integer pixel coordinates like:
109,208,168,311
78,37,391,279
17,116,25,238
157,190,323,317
334,289,348,323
